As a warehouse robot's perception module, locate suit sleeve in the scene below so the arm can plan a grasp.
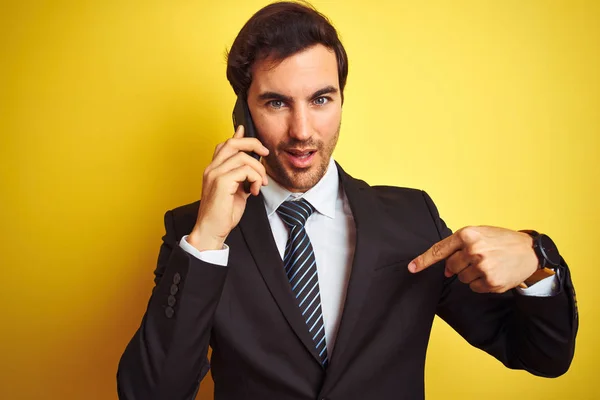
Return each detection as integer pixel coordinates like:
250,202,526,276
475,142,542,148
422,191,579,377
117,209,229,399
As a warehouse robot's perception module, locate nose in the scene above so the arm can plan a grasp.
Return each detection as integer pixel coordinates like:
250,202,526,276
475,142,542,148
288,105,311,141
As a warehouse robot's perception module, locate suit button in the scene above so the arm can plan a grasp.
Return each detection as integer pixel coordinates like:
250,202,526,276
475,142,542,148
168,295,176,307
165,306,174,318
173,272,181,284
170,284,179,295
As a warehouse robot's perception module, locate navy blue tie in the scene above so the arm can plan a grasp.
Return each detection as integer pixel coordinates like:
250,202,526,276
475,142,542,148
276,198,328,366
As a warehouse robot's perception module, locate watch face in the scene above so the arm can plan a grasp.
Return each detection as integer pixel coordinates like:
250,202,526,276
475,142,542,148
539,235,561,266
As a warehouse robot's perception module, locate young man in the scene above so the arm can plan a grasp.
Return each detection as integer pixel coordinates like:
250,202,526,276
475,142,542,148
117,2,577,399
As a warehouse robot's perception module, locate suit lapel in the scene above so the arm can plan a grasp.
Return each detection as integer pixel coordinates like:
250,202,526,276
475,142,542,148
323,163,385,383
238,193,324,366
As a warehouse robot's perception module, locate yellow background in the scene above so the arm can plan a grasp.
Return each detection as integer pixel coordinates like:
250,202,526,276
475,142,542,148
1,0,598,398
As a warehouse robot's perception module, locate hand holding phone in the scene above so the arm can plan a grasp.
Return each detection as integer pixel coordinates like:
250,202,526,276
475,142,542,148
186,101,268,252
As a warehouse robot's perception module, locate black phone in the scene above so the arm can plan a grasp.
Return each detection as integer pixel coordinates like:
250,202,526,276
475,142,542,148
233,95,260,160
232,95,261,193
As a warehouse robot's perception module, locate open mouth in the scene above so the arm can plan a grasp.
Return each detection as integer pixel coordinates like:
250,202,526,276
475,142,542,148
285,149,317,167
286,149,316,158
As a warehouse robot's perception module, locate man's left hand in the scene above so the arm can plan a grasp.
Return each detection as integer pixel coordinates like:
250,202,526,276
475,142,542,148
408,226,539,293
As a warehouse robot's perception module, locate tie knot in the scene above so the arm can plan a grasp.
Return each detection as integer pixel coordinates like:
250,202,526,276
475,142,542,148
276,198,315,228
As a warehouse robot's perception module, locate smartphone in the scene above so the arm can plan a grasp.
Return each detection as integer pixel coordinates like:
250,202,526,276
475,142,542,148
232,95,261,193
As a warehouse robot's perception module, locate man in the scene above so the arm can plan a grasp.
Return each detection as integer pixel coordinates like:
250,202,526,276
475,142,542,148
117,2,578,399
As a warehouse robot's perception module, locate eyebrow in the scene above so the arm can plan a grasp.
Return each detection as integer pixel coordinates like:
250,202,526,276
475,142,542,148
257,85,339,103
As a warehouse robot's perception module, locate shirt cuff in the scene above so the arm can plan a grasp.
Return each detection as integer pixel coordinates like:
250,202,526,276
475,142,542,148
179,235,229,267
514,270,561,297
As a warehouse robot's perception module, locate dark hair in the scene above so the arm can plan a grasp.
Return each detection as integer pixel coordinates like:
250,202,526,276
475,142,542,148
226,1,348,101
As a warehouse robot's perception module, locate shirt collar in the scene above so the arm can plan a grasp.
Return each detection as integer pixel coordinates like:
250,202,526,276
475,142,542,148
261,157,339,219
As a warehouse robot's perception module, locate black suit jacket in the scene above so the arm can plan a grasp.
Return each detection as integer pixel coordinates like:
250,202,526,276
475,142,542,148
117,162,578,400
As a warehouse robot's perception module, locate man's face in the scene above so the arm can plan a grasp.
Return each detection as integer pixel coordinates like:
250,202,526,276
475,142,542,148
247,44,342,193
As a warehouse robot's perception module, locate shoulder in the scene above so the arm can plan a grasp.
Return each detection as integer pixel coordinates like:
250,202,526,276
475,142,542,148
371,184,425,204
170,200,200,221
336,161,443,223
163,200,200,240
341,170,446,236
370,185,438,212
344,171,436,214
364,183,450,240
368,185,441,221
335,161,438,215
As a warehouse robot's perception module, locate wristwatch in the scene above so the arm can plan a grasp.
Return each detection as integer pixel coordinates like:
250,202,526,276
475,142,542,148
519,230,561,270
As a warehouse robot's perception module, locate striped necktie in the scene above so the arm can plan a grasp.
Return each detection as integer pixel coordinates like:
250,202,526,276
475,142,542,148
276,198,328,366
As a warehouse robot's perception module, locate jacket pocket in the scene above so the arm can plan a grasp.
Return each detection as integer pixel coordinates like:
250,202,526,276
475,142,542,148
373,258,414,274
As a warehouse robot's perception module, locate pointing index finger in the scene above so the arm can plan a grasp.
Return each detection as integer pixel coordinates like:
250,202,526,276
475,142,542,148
408,233,463,273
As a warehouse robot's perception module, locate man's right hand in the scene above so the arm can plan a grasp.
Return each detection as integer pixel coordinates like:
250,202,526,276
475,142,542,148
187,125,270,251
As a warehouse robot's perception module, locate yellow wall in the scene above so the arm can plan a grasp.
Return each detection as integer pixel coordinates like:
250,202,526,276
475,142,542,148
1,1,598,399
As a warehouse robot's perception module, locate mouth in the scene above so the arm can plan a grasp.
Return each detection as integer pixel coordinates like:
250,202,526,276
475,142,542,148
284,149,317,168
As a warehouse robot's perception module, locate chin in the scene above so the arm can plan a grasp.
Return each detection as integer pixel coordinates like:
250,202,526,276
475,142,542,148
286,163,327,191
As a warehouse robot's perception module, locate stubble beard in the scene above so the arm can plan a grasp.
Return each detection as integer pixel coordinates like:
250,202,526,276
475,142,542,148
263,125,340,193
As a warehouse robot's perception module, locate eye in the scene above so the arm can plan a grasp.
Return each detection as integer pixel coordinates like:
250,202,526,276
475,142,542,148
268,100,285,109
313,96,330,106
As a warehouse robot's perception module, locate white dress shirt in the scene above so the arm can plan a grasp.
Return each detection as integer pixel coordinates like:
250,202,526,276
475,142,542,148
179,157,559,356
